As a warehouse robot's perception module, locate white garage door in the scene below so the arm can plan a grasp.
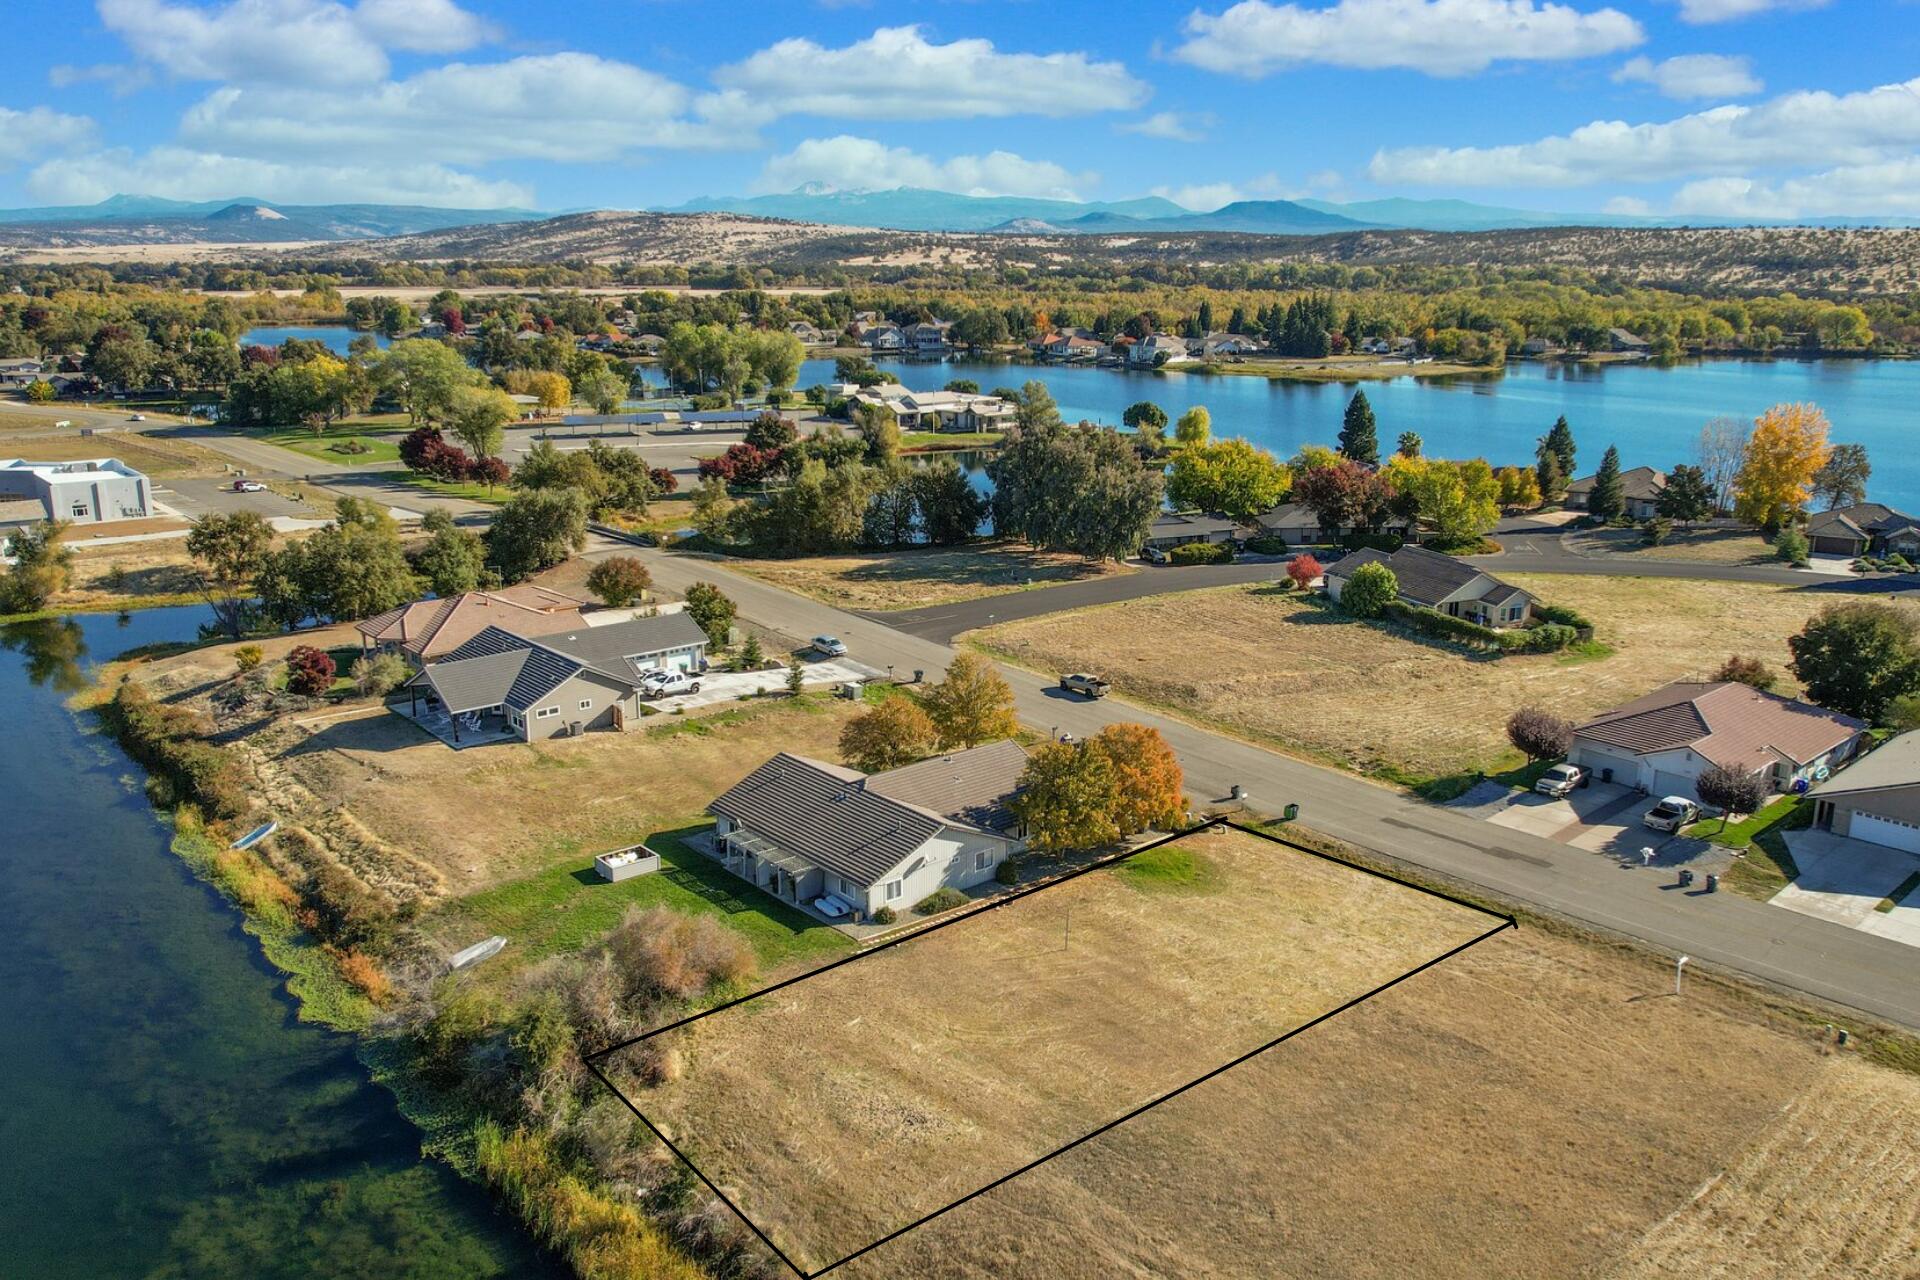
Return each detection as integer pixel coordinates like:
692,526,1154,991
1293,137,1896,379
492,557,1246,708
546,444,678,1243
1651,769,1697,801
1850,812,1920,854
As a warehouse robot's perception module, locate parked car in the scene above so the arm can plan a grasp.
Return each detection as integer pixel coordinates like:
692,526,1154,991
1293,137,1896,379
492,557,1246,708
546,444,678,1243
811,635,848,657
128,413,146,421
1142,546,1169,564
640,669,701,698
1643,796,1699,833
1534,763,1589,797
1059,672,1111,699
232,479,266,493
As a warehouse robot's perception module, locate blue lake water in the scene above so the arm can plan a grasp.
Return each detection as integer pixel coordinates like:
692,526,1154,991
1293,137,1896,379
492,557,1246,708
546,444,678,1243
241,324,390,355
0,607,558,1278
802,356,1920,509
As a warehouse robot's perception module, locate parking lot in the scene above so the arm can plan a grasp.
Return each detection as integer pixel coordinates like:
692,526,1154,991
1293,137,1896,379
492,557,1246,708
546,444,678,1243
158,475,316,520
1454,779,1719,866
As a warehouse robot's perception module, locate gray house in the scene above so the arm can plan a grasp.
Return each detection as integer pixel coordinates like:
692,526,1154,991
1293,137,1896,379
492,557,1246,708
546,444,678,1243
708,741,1029,922
0,457,151,525
1324,544,1534,627
1143,511,1242,556
1809,732,1920,854
1805,504,1920,558
404,612,709,744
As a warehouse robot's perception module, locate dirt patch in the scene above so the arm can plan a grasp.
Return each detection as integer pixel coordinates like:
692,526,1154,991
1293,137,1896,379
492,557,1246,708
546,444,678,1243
973,576,1912,782
727,544,1134,611
619,828,1501,1273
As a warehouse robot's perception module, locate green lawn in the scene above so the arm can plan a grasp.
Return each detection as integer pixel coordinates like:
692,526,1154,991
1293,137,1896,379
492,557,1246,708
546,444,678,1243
1119,844,1222,895
427,824,853,976
257,425,404,465
901,431,1003,450
1685,793,1804,848
1689,796,1813,900
381,470,512,504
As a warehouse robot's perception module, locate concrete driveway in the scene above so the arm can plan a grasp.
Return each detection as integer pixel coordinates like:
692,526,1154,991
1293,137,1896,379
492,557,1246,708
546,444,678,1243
1479,781,1715,864
641,658,884,712
1775,830,1920,949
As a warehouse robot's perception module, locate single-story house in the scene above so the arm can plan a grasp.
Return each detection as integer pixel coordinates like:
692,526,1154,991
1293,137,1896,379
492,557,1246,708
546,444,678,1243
1809,732,1920,854
358,585,592,666
1143,511,1242,554
1569,681,1865,803
1324,544,1534,627
0,457,151,525
1193,332,1261,358
1250,502,1415,547
1805,503,1920,558
403,612,709,744
788,321,827,345
1565,466,1667,520
850,387,1015,433
1609,328,1650,353
1044,333,1107,361
707,741,1029,921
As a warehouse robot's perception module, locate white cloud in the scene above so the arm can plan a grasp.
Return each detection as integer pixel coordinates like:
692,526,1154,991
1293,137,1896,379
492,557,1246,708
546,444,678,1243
1602,194,1652,215
715,25,1147,120
1671,159,1920,218
97,0,494,87
758,136,1092,200
1370,75,1920,188
0,106,99,166
48,63,154,95
28,144,529,207
1173,0,1643,77
1120,111,1212,142
179,53,728,166
1613,53,1760,99
1149,173,1289,210
1675,0,1827,24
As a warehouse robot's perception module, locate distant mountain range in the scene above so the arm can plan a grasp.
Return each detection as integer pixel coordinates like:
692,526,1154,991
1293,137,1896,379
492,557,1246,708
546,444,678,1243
0,195,549,242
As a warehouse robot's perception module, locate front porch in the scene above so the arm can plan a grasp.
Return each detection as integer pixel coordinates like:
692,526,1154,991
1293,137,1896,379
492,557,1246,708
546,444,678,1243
390,693,519,748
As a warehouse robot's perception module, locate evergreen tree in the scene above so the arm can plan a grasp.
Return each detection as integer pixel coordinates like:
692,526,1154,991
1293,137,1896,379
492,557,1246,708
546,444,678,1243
1656,463,1717,525
1588,445,1626,521
1541,415,1577,480
1338,391,1379,464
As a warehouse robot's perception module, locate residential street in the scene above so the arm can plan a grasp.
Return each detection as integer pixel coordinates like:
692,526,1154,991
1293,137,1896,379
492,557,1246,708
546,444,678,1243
609,537,1920,1031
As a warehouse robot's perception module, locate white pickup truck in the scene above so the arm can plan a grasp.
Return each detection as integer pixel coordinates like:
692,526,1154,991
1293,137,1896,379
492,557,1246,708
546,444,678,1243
640,669,702,699
1059,672,1111,699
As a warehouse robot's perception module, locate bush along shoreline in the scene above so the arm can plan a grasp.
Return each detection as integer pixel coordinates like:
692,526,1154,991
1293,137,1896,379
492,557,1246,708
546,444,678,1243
91,659,785,1280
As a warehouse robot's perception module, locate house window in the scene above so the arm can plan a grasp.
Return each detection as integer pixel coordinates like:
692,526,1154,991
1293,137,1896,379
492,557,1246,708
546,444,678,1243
974,850,993,871
579,698,593,710
70,502,89,518
884,880,902,901
536,706,559,719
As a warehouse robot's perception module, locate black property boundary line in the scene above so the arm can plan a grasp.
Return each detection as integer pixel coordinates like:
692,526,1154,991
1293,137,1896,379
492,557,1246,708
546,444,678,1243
584,819,1516,1279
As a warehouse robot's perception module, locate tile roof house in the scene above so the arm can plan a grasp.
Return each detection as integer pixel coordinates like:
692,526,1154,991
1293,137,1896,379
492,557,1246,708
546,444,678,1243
707,741,1030,921
1569,681,1865,803
397,611,709,744
356,586,592,665
1808,731,1920,853
1804,503,1920,558
1323,545,1535,627
1565,466,1667,519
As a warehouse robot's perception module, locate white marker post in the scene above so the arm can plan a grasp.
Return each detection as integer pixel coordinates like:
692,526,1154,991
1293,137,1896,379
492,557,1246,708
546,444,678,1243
1675,954,1690,996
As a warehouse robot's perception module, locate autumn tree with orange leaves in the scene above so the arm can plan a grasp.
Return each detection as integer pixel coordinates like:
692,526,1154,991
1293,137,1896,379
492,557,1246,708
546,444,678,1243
1734,402,1831,530
1091,723,1186,835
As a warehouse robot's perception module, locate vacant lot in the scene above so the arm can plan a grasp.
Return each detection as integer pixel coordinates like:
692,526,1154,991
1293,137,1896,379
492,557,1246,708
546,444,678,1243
974,575,1909,783
727,544,1133,611
1564,524,1776,565
617,828,1502,1273
0,428,231,478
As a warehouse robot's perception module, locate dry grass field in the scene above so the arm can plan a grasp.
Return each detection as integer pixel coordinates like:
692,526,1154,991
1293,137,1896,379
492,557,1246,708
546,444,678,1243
973,575,1912,783
727,544,1134,611
613,827,1918,1279
1563,525,1777,565
618,828,1504,1273
0,428,229,478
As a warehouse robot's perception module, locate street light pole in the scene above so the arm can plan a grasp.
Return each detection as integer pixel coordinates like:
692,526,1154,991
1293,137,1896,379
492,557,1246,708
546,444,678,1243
1675,955,1690,996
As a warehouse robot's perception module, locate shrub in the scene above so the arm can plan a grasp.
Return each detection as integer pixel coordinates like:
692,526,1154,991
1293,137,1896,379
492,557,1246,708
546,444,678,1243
1530,601,1593,631
233,643,264,674
1714,654,1778,691
350,651,409,697
606,905,755,1003
101,682,249,818
1641,517,1672,546
1168,540,1232,565
1507,707,1575,762
1773,526,1810,565
871,905,897,925
1340,561,1398,617
995,859,1018,885
285,645,336,696
1243,534,1288,556
914,886,971,916
1339,530,1404,552
586,556,653,607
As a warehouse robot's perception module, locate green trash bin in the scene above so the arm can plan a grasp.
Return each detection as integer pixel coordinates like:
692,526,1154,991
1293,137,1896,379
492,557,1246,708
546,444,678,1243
1282,802,1300,821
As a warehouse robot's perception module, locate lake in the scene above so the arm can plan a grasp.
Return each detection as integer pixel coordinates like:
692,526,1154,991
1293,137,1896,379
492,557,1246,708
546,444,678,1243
802,355,1920,509
0,607,559,1279
241,324,390,355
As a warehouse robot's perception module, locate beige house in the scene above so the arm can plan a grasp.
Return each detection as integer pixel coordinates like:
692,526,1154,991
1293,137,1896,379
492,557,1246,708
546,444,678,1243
357,585,591,667
1565,466,1667,520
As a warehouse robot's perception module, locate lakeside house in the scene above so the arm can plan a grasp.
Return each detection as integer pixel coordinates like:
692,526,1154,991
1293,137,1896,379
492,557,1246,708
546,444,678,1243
1323,544,1535,627
1129,334,1190,367
788,320,827,346
1565,466,1667,520
1142,511,1243,555
1609,328,1650,353
1568,681,1864,803
357,585,594,666
707,741,1029,921
1193,332,1261,359
1805,503,1920,558
0,456,152,526
1043,331,1107,361
862,323,906,353
1250,501,1415,547
1808,731,1920,853
400,611,710,745
850,385,1015,432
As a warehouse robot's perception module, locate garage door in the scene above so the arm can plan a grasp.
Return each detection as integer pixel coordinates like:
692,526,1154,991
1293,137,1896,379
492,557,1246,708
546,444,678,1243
1576,748,1641,788
1651,769,1697,801
1850,812,1920,854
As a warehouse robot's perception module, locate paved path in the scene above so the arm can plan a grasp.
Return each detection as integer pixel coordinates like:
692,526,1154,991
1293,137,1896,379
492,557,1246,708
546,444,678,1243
599,537,1920,1031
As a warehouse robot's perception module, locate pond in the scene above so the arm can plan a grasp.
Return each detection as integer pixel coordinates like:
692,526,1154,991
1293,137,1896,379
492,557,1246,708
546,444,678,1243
801,355,1920,510
0,607,560,1279
240,324,391,355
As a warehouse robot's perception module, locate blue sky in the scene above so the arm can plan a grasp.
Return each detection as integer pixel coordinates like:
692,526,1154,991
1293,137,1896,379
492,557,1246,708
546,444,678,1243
1,0,1915,218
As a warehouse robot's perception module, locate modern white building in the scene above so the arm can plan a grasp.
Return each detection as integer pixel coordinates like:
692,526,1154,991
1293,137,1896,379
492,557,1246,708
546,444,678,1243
0,457,152,525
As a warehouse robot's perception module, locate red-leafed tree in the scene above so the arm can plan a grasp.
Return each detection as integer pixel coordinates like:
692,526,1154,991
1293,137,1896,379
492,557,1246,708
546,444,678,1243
697,442,784,485
1293,458,1397,537
648,466,679,495
286,645,337,697
1286,553,1324,590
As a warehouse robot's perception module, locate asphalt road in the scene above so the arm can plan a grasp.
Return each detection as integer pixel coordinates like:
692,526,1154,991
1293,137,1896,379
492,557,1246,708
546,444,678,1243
601,537,1920,1031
